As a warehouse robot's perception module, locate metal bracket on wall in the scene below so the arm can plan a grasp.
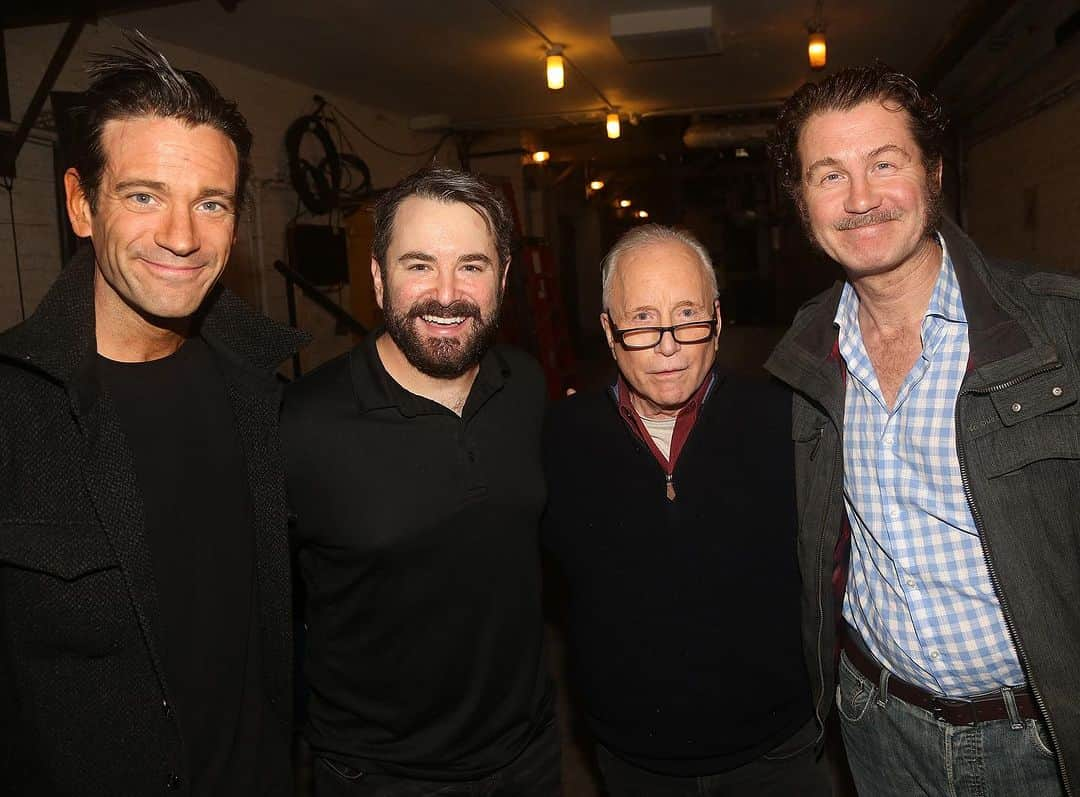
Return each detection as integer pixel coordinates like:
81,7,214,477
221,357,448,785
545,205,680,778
0,17,86,179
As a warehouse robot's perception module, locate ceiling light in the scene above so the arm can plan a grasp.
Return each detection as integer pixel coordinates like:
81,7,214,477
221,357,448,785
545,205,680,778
808,30,827,70
618,199,632,208
607,112,621,139
636,210,649,219
546,45,565,90
532,150,550,163
735,147,749,158
589,180,605,191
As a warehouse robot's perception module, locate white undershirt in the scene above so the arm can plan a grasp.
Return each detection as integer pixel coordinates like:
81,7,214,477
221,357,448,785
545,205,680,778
638,414,677,460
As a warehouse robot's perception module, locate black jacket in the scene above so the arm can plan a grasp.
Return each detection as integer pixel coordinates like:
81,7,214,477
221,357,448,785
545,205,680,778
0,248,308,796
766,217,1080,794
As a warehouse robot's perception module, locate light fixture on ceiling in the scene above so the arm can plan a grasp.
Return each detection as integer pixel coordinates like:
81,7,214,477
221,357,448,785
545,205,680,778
546,45,565,90
807,1,826,70
808,31,827,69
532,150,551,163
636,210,649,219
607,111,621,139
589,180,605,191
618,198,632,208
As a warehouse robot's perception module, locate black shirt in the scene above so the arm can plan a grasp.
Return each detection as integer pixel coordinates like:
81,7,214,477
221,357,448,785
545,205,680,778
542,371,813,776
100,337,275,795
282,333,553,780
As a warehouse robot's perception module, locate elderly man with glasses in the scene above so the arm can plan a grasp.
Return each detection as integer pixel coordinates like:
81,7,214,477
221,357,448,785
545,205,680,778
541,225,830,797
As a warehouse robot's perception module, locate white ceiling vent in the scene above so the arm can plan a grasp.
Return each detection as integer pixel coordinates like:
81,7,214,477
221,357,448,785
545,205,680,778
610,6,722,63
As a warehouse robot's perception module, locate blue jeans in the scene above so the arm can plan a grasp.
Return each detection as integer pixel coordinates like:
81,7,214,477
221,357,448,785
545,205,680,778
312,720,560,797
837,649,1064,796
596,718,831,797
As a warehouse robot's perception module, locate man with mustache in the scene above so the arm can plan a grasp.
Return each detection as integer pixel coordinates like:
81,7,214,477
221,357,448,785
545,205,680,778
0,35,304,795
282,168,558,796
766,63,1080,796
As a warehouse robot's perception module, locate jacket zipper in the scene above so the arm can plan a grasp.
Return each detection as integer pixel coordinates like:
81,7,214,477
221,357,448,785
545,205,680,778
956,362,1072,796
810,419,841,731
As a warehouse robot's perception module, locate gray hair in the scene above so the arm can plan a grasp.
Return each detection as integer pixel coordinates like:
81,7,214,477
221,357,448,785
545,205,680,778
600,224,718,311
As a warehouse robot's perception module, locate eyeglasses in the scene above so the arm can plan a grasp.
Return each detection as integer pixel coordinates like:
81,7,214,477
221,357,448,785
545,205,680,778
606,314,718,351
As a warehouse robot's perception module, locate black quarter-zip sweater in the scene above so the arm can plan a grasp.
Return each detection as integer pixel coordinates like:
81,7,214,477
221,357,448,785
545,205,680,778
542,368,812,776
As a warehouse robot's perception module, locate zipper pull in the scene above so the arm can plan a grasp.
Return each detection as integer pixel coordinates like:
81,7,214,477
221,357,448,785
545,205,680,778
666,473,676,501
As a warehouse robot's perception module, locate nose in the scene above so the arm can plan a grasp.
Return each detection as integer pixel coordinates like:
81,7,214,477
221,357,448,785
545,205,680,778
434,267,458,306
655,328,680,356
154,204,200,257
844,172,882,215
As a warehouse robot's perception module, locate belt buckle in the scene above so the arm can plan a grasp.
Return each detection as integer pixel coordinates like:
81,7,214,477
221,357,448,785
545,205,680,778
933,697,977,726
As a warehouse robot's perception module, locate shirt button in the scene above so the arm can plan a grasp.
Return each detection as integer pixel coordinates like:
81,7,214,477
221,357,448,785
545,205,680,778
889,507,900,519
883,434,894,445
929,650,941,661
905,577,916,587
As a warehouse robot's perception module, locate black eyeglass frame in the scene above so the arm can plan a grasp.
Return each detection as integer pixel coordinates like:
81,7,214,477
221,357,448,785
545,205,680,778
604,312,719,351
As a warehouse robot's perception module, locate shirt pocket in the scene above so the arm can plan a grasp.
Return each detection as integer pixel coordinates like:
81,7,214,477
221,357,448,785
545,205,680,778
0,522,140,658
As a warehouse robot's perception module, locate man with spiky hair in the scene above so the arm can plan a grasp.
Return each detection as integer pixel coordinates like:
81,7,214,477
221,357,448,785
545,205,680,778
0,33,306,796
767,63,1080,796
282,167,559,796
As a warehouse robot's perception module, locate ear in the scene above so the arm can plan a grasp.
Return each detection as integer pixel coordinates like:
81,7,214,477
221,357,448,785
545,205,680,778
499,258,511,295
600,311,617,360
370,257,385,310
64,168,93,238
713,299,722,349
932,158,944,192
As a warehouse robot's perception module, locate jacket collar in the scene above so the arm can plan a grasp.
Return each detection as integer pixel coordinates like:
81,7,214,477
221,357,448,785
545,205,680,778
766,217,1045,407
0,244,309,397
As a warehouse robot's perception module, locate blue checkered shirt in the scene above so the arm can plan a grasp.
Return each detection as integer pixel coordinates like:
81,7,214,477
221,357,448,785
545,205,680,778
836,239,1025,696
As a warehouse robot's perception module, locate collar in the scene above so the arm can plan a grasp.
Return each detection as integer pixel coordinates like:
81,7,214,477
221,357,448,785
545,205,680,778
612,367,716,473
769,216,1034,385
0,244,309,393
833,233,965,332
349,328,510,419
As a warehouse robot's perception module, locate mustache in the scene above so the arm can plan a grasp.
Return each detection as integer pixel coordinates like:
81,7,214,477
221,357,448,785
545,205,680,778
834,209,903,231
407,299,481,321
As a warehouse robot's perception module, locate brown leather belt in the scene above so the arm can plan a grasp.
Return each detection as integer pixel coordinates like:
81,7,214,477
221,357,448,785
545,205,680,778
839,625,1039,726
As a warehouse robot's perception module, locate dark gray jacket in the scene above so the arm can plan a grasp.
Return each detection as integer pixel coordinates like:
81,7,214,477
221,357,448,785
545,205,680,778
765,217,1080,795
0,248,307,796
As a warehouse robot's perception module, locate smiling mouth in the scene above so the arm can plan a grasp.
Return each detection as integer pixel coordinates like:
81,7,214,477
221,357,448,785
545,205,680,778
421,315,466,326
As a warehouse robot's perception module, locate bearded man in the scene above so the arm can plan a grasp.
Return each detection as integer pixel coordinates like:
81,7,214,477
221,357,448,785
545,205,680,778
282,167,558,797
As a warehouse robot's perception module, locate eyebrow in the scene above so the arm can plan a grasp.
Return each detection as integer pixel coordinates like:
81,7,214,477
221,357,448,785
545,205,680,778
396,251,494,266
805,143,911,178
113,179,236,204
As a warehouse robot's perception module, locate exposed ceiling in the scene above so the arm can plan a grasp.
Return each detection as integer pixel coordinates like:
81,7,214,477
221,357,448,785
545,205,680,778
108,0,990,132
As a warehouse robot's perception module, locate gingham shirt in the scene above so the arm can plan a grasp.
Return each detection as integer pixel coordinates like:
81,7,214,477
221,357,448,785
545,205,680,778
836,239,1025,696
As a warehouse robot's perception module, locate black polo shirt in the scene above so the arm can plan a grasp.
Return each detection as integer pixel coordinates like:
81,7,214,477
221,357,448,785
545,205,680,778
282,332,553,780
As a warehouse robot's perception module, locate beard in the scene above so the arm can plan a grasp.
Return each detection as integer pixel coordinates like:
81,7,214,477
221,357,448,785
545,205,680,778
383,295,500,379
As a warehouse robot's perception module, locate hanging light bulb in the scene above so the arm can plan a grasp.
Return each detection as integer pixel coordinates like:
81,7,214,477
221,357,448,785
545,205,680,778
531,150,550,164
546,46,565,90
618,199,632,208
606,112,621,140
636,210,649,219
808,30,827,70
589,180,605,191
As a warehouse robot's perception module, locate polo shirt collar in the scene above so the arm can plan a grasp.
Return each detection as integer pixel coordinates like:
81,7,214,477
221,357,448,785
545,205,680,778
349,328,508,418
